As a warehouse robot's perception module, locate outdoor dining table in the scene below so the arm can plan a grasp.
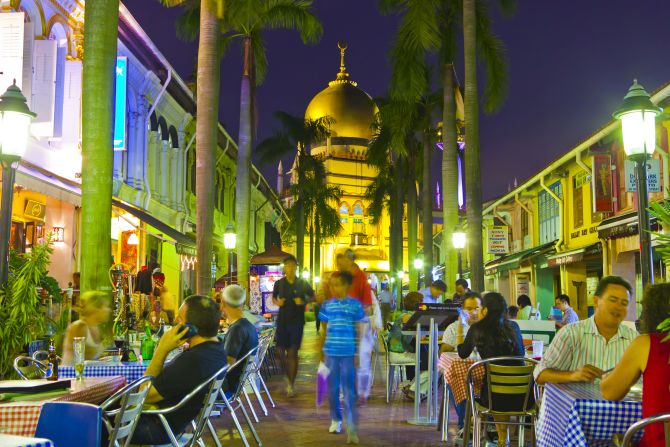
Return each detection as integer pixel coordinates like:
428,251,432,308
0,376,126,437
59,361,147,383
536,381,643,447
0,434,53,447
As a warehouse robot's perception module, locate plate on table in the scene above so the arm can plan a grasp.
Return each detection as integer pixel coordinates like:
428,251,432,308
0,378,71,393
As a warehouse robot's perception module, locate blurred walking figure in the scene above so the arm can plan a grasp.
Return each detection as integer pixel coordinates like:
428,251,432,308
62,291,111,364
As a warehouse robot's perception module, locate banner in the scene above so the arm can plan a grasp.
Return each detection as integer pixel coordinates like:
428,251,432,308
625,159,661,193
113,57,128,151
487,226,509,254
592,154,613,212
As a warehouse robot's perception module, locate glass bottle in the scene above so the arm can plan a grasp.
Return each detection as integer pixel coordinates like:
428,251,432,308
141,324,155,361
46,339,59,381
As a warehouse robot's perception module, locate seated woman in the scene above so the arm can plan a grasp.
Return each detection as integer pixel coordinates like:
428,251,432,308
62,291,111,364
601,283,670,447
457,292,527,446
147,299,170,332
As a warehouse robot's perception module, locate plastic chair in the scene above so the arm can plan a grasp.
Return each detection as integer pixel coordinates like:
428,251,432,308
141,364,229,447
462,356,538,447
100,375,153,447
35,402,102,446
13,356,48,380
207,348,262,447
620,411,670,447
380,334,414,403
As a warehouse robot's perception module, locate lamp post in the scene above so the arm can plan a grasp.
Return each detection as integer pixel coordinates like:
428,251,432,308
413,258,423,289
452,229,466,280
0,81,36,284
223,223,236,284
613,80,662,287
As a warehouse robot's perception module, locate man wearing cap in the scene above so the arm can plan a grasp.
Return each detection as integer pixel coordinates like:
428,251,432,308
221,285,259,393
273,255,315,397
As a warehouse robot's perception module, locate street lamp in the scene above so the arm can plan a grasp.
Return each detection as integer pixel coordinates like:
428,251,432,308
413,258,423,289
613,80,662,287
223,223,236,284
452,229,466,279
0,81,36,284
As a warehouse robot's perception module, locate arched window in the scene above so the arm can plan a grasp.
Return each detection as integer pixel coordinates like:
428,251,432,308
353,203,364,215
339,203,349,215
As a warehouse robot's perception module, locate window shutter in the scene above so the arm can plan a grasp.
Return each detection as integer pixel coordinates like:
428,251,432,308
31,39,57,137
0,12,24,92
61,60,82,148
22,21,34,108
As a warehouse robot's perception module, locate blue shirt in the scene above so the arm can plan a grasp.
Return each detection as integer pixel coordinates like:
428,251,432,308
420,287,440,304
319,297,365,357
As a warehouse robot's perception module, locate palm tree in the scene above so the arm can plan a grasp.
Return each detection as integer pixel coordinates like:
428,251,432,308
225,0,322,291
160,0,224,294
380,0,513,291
255,111,332,272
79,0,120,292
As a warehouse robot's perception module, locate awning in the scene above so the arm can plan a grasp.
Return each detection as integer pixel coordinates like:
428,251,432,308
111,198,195,253
597,210,659,240
485,242,555,275
546,243,601,267
15,164,81,207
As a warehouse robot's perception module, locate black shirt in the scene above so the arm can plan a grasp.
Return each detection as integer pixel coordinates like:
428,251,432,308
272,277,315,325
457,319,524,360
224,318,259,392
152,340,227,433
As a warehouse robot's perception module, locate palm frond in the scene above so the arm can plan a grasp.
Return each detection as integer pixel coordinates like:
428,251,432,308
255,133,294,165
157,0,188,7
497,0,517,17
174,2,201,42
475,0,509,114
261,0,323,44
250,30,269,84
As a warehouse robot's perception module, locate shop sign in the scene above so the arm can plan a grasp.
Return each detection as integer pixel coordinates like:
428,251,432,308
516,275,530,296
24,200,46,220
625,159,661,193
113,57,128,151
487,226,509,254
180,255,197,271
592,154,614,212
548,252,584,267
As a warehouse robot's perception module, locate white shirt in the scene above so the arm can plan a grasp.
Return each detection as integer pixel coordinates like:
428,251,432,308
420,287,440,304
442,320,470,348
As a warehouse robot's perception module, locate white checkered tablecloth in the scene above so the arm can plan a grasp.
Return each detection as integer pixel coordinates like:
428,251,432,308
0,376,126,437
536,382,642,447
59,362,146,383
0,433,54,447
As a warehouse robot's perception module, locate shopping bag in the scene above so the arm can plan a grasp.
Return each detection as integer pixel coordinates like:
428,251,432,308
316,361,330,407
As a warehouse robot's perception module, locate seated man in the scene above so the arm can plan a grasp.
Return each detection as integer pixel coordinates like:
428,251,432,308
534,276,638,384
440,291,481,352
420,280,448,304
221,285,259,394
554,294,579,329
132,295,227,445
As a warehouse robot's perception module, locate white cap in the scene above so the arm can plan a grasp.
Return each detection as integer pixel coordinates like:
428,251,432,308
223,285,246,307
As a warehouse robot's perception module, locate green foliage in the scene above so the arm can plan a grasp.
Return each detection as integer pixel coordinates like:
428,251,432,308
649,201,670,351
0,241,53,378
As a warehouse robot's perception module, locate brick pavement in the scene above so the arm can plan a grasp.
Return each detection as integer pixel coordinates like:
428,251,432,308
209,325,459,447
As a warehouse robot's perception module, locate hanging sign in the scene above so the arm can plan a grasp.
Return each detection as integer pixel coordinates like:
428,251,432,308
592,154,613,212
487,226,509,254
113,57,127,151
625,159,661,193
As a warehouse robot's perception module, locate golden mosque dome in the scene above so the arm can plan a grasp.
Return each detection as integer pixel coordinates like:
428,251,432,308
304,42,378,141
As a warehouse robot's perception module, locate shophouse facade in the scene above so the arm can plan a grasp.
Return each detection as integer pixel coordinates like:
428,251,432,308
0,0,285,311
482,81,670,321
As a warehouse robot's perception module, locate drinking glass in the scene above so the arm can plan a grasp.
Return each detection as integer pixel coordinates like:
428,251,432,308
73,336,86,380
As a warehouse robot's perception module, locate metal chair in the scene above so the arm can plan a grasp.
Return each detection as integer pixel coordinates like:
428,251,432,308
32,350,62,364
142,364,229,447
621,412,670,447
462,356,539,447
100,375,153,447
208,347,262,447
13,355,48,379
380,333,414,403
246,331,276,417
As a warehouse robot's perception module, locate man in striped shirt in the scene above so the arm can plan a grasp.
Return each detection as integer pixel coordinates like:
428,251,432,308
535,276,638,384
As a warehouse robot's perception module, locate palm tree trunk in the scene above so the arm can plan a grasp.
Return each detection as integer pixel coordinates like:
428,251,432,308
295,149,306,271
393,156,405,305
80,0,119,292
235,36,252,292
194,0,221,294
422,134,433,288
309,216,314,277
407,155,418,290
463,0,484,291
314,213,321,281
442,63,460,292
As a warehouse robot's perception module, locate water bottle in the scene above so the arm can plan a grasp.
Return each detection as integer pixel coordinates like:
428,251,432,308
533,303,542,320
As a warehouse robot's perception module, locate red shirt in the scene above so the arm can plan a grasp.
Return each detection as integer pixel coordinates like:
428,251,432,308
641,332,670,447
348,263,373,307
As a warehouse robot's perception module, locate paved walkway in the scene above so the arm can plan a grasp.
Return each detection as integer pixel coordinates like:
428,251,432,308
210,324,458,446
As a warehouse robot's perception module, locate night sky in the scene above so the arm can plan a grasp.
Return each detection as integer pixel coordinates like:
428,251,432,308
125,0,670,201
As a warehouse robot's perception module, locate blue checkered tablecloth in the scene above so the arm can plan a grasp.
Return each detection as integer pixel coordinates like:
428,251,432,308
59,362,147,383
536,382,642,447
0,434,54,447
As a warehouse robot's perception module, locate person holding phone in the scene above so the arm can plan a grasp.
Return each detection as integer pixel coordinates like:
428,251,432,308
131,295,227,445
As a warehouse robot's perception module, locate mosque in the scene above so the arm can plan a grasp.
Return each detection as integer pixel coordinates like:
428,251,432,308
281,43,436,280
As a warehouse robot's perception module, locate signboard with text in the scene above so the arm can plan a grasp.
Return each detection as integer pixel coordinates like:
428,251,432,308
487,226,509,254
113,57,128,151
625,159,661,193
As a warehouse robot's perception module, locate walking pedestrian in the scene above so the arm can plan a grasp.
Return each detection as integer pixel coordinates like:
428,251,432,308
319,271,365,444
272,255,315,397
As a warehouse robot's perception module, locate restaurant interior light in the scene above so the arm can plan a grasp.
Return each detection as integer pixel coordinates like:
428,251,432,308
51,227,64,243
613,80,662,158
